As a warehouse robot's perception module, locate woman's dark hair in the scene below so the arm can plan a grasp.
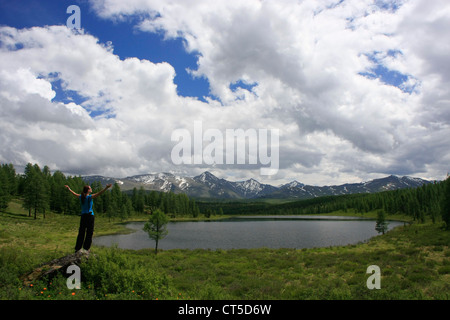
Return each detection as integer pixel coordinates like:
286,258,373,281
81,185,90,204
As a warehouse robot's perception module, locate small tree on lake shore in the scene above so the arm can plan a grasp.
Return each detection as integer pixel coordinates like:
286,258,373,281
144,209,169,254
375,210,389,235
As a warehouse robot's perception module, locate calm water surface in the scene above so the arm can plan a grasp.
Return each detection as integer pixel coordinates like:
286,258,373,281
93,215,404,250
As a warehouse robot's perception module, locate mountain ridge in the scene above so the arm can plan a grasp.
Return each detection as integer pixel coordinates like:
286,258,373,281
82,171,432,200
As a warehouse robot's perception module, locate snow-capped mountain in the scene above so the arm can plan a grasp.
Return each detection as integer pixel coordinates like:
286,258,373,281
283,181,305,189
83,172,432,200
266,175,431,199
234,178,278,198
192,171,239,198
127,173,186,192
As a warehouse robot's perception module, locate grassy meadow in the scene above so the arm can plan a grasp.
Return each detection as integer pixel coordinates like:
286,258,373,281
0,199,449,300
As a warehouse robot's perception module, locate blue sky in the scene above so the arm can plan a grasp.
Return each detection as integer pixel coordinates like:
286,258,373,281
0,0,211,103
0,0,449,185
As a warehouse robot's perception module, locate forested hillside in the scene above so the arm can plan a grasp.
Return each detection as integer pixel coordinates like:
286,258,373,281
0,163,200,220
199,176,450,228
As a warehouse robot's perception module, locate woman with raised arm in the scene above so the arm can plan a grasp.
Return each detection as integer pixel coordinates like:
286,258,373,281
65,183,112,253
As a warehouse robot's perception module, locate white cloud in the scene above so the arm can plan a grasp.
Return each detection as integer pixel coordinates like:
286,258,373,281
0,25,181,176
0,0,449,186
87,0,450,184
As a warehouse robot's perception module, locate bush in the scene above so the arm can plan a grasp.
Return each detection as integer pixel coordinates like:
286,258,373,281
81,247,172,299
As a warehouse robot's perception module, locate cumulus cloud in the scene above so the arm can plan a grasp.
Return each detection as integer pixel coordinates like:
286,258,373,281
0,0,449,185
0,25,179,176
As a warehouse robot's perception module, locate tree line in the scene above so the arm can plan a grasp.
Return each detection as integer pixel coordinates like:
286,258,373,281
0,163,200,220
278,178,449,225
1,162,449,228
199,176,450,229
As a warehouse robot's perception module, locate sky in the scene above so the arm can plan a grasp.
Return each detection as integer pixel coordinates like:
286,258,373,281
0,0,449,186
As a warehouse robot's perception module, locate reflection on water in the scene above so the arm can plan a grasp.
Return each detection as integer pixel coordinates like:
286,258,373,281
93,215,404,250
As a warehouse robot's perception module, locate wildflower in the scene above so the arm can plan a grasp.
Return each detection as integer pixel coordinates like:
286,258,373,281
72,292,76,296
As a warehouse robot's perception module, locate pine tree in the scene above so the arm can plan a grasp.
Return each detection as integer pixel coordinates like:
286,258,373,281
375,210,389,235
144,209,169,254
64,176,84,215
2,164,16,197
0,168,10,211
41,165,51,218
22,163,34,217
23,163,49,219
49,171,66,213
135,187,145,213
441,176,450,230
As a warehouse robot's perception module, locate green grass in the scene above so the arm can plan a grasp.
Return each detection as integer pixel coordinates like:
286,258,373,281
0,200,448,300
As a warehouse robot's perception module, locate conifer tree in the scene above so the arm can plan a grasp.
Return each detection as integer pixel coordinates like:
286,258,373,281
375,210,389,235
441,176,450,230
49,171,66,213
135,186,145,213
144,209,169,254
23,163,49,219
0,168,10,211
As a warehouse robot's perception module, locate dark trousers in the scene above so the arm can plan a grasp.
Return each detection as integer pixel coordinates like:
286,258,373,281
75,214,95,252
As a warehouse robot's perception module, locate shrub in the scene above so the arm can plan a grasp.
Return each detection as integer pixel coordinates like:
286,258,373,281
81,247,171,299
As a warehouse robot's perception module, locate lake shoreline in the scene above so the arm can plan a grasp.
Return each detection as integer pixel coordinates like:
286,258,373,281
97,210,411,238
93,214,406,251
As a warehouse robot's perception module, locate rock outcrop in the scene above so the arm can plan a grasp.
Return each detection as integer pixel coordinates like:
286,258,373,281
21,250,91,286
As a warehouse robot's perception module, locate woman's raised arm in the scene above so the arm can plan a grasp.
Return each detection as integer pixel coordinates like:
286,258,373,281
65,185,80,197
92,184,112,198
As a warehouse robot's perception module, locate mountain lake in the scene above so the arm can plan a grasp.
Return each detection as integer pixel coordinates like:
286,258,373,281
93,215,405,250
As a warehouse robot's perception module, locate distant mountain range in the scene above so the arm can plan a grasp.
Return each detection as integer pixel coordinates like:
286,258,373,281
82,171,432,200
